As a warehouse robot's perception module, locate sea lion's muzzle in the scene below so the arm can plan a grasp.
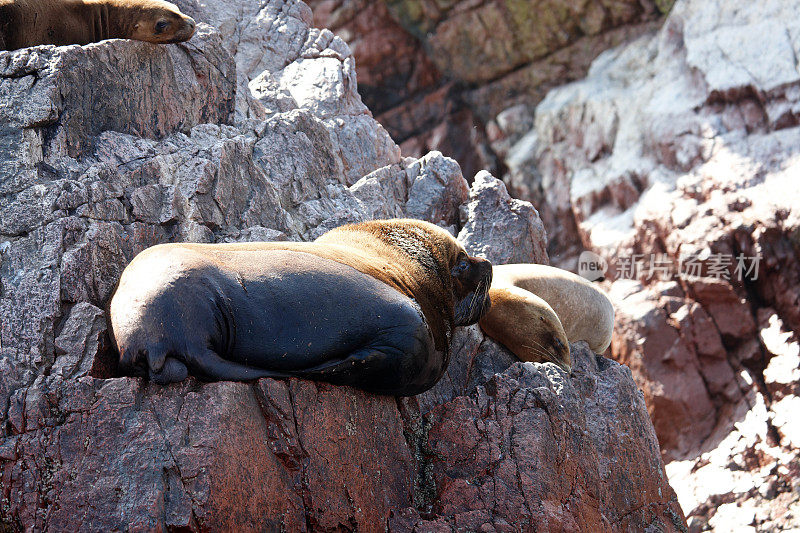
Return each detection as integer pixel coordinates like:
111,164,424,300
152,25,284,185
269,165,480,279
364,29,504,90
171,16,195,42
453,256,493,326
549,337,571,373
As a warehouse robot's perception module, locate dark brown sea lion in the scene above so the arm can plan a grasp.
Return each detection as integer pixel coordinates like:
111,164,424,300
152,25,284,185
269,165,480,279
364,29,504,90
108,219,492,396
479,264,615,371
0,0,196,51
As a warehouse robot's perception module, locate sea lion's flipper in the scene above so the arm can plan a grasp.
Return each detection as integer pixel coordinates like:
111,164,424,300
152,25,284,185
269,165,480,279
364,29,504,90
294,347,390,379
184,346,395,385
289,346,404,392
188,348,293,382
150,357,189,385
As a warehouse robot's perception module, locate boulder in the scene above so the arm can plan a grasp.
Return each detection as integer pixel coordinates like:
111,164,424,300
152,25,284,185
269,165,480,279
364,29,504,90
394,343,685,531
0,25,235,191
457,171,549,265
0,338,685,531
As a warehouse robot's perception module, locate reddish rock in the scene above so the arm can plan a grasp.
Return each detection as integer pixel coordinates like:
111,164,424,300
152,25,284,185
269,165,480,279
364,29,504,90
379,0,666,88
0,375,414,531
307,0,666,183
391,343,686,531
0,330,686,531
309,0,440,115
609,282,718,459
685,278,756,343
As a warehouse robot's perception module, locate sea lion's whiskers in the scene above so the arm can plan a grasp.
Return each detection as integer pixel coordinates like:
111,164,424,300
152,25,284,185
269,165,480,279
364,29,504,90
524,338,549,352
519,344,550,361
475,275,490,307
469,278,484,310
524,338,557,359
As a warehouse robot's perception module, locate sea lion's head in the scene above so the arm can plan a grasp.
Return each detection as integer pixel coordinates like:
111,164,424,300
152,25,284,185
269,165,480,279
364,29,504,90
129,0,196,44
523,293,571,371
316,219,493,348
338,219,492,320
480,286,572,372
447,240,494,327
388,219,492,327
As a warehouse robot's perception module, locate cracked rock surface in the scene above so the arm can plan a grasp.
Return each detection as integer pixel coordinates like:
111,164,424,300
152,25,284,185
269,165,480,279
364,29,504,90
0,0,683,530
395,343,685,531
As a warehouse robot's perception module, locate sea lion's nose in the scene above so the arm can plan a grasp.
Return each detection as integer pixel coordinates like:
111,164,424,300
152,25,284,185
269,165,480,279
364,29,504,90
477,257,493,280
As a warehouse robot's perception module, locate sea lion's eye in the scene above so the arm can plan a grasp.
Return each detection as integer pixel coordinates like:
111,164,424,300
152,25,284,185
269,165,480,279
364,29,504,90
155,20,170,33
451,258,469,276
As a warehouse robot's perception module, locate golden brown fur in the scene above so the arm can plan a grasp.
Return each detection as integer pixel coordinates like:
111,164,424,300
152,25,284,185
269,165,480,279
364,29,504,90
0,0,195,51
487,264,615,354
479,285,571,371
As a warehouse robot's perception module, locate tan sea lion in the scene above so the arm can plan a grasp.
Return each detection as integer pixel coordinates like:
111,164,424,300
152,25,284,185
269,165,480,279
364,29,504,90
0,0,196,51
482,264,615,363
479,285,571,371
108,219,493,396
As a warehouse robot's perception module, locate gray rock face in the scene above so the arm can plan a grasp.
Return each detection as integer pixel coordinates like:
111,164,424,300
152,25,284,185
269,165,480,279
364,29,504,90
172,0,314,122
0,25,236,192
457,171,549,265
0,0,682,530
404,151,469,227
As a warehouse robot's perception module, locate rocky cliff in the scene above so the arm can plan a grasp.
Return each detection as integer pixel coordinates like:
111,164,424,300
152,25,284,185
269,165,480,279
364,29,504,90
0,0,683,530
306,0,800,530
308,0,670,181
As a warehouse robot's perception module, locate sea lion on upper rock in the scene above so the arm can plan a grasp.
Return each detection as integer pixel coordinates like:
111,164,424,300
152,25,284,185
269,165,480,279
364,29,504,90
109,219,493,396
0,0,196,51
481,264,615,363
